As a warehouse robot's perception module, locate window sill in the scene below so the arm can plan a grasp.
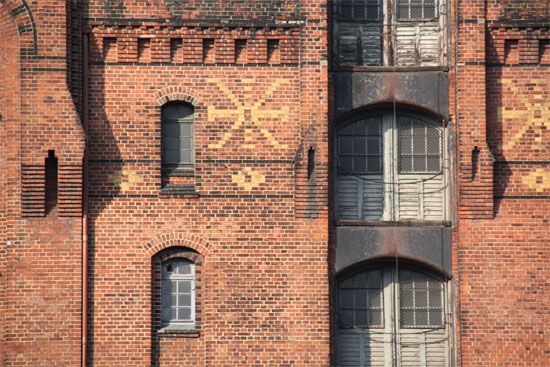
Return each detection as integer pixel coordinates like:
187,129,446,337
158,326,200,338
160,185,199,197
162,166,195,177
337,220,452,227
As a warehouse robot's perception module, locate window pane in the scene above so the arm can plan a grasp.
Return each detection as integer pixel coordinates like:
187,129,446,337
178,280,191,293
415,290,428,307
163,122,180,137
340,156,353,173
355,310,370,326
339,136,354,155
367,156,381,173
179,294,192,307
181,123,193,137
176,261,192,275
340,289,355,308
164,137,180,151
181,150,192,164
367,137,381,155
353,156,367,172
401,309,415,326
427,135,441,154
415,310,428,326
368,289,383,308
429,310,442,325
369,310,383,326
400,156,413,172
355,289,369,308
413,135,426,155
427,156,441,171
353,136,366,154
178,307,192,320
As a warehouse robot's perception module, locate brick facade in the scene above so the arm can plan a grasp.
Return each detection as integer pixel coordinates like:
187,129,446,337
0,1,547,367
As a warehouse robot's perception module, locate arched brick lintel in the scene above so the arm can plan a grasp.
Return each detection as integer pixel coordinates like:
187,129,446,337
1,0,37,54
142,232,211,257
154,85,203,108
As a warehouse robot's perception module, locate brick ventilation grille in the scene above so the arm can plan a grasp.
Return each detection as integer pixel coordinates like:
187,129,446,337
21,165,82,217
58,165,82,217
21,165,45,217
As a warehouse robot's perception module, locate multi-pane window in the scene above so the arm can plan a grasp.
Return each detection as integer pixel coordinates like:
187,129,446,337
397,0,438,20
161,258,195,327
335,110,448,221
161,103,194,174
335,265,450,366
332,0,445,66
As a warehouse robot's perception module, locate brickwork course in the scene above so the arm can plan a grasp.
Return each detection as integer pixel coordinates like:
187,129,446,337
0,1,548,367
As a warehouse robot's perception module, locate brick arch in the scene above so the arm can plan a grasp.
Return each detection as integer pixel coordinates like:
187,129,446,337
1,0,37,54
142,232,211,257
154,85,203,107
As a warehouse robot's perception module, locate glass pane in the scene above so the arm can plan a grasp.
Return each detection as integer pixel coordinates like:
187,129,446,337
181,138,192,151
181,123,193,136
178,307,191,320
400,156,413,173
340,289,355,308
164,137,180,151
170,294,177,306
177,261,192,275
355,309,370,326
181,150,192,164
368,289,383,308
367,137,381,154
162,104,179,120
429,290,442,307
353,136,366,154
171,307,178,320
427,156,441,172
178,280,191,293
353,4,366,19
415,290,428,307
429,310,442,326
416,310,428,326
427,136,440,154
179,294,192,307
401,309,415,327
401,289,414,307
367,156,381,173
369,310,383,327
400,136,412,155
354,156,367,172
355,289,369,308
162,122,180,137
424,6,435,19
398,5,409,19
413,135,426,155
413,156,427,172
339,137,354,155
366,5,379,20
340,3,352,19
366,121,381,135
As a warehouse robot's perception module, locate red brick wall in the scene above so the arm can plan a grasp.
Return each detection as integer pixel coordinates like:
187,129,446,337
0,6,19,365
454,0,549,364
84,1,329,366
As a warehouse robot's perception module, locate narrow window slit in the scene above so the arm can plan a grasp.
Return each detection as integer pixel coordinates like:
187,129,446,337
45,150,58,215
170,38,183,63
308,146,316,180
103,37,117,62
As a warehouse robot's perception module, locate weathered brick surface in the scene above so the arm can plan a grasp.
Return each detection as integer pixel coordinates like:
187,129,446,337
0,0,547,366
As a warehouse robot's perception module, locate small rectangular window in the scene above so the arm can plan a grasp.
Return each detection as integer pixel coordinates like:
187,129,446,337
397,0,438,20
161,103,195,175
161,259,195,326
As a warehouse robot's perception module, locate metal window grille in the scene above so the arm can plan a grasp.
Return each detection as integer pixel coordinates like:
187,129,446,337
161,103,194,172
399,269,444,328
338,0,381,21
397,0,438,20
338,269,385,328
397,116,442,174
161,258,195,326
337,117,383,175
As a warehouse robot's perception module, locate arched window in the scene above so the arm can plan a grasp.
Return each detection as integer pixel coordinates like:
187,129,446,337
161,102,194,175
335,263,450,366
161,258,195,327
335,109,448,221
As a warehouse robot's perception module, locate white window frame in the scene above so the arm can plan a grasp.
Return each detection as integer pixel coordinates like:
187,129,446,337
161,258,196,328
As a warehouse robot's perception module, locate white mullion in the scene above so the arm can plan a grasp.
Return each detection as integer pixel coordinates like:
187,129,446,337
383,269,394,367
383,114,393,221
